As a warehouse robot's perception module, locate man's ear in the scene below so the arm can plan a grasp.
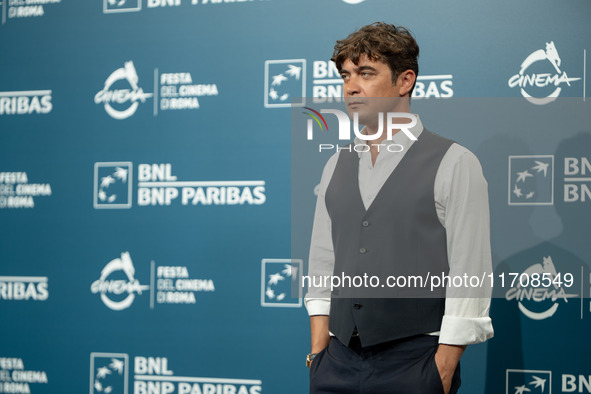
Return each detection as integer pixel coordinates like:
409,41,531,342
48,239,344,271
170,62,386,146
396,70,416,97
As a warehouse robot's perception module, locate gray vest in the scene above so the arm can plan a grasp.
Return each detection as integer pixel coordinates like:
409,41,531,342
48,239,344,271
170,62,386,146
325,130,454,347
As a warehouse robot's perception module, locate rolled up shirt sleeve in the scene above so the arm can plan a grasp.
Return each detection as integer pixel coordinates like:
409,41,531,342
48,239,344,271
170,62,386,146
435,144,494,345
304,153,339,317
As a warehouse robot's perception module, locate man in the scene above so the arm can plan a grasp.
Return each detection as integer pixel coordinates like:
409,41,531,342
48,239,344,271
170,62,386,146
304,22,494,394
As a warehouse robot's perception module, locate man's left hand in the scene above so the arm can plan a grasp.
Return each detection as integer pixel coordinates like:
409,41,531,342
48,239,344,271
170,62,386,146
434,344,466,394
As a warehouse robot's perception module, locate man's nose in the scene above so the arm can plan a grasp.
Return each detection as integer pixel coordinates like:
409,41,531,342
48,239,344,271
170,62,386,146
345,76,361,96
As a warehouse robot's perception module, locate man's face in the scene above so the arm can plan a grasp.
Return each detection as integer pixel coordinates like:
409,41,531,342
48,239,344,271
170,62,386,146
340,54,407,128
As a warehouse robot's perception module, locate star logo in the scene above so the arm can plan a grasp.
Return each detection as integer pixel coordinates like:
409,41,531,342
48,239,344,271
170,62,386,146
514,385,531,394
103,0,141,14
506,370,551,394
264,59,306,108
94,162,133,209
261,259,303,307
508,156,554,205
90,353,129,394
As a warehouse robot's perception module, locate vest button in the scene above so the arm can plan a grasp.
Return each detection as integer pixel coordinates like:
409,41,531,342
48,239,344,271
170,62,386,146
353,303,362,309
362,221,369,227
359,248,367,254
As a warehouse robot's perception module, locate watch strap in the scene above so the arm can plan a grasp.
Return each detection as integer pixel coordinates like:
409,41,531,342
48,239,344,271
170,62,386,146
306,353,319,368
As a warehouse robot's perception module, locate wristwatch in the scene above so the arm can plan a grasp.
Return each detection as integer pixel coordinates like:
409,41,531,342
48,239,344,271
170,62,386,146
306,353,318,368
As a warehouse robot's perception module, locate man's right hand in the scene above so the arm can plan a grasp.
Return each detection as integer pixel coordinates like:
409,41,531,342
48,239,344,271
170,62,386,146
310,315,330,354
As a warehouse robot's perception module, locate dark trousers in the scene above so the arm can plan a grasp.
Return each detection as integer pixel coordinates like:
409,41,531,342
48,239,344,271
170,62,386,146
310,335,461,394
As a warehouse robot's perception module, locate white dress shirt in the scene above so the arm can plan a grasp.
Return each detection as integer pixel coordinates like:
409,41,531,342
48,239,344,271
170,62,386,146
304,116,494,345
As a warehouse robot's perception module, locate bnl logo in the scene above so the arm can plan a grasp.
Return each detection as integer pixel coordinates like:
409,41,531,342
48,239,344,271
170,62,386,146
264,59,306,108
506,370,551,394
94,162,133,209
508,155,554,205
261,259,302,307
90,353,129,394
103,0,141,13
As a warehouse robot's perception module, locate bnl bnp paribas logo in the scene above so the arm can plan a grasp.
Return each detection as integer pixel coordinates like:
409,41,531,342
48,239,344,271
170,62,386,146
508,369,591,394
93,162,266,209
0,90,52,116
90,353,128,394
94,162,133,209
103,0,267,13
508,41,582,105
103,0,141,13
508,155,554,205
264,59,453,108
90,354,262,394
264,59,306,108
509,155,591,205
260,259,303,307
0,275,49,301
506,370,551,394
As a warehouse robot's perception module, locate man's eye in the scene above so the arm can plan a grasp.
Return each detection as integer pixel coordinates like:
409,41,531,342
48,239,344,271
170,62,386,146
341,74,349,80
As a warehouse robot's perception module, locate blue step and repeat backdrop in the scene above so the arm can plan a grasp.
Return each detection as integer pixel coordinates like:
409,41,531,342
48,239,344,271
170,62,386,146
1,0,591,393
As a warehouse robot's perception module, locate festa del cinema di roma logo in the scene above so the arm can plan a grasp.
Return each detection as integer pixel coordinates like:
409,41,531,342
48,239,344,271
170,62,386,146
94,61,152,120
508,41,580,105
505,256,578,320
91,252,149,311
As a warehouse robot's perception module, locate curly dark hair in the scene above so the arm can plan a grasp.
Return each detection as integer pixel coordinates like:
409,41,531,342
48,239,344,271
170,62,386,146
332,22,419,96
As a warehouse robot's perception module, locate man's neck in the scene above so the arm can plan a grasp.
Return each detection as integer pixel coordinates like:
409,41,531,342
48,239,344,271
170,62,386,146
363,103,412,145
363,101,412,166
